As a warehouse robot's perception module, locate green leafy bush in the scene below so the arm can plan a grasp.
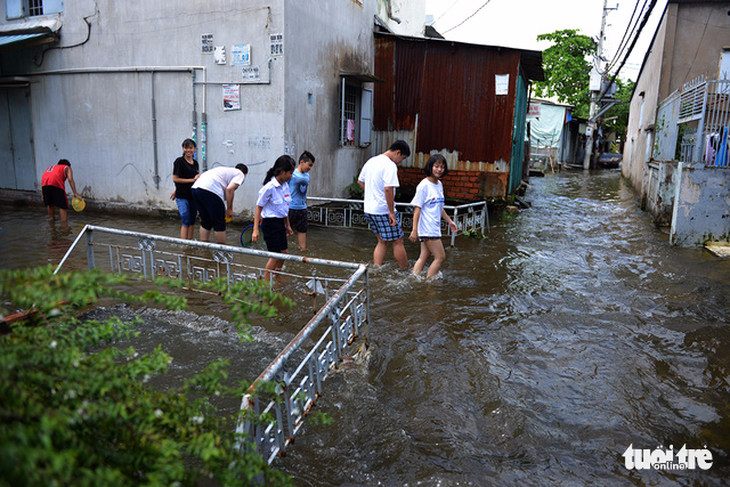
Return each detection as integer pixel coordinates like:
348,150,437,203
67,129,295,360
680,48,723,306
0,266,293,486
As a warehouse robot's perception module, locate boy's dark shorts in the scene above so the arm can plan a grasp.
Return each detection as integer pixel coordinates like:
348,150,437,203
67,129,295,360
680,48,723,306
288,208,308,233
42,186,68,209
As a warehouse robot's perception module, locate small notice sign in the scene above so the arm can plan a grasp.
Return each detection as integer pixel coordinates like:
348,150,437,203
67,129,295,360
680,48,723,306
242,66,260,82
201,33,214,54
232,44,251,66
495,74,509,95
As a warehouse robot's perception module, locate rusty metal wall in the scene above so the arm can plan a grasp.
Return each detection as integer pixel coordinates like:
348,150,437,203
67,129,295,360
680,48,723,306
374,37,521,164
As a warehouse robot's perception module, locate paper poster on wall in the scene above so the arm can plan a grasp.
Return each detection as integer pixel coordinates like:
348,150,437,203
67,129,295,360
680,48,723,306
270,33,283,56
232,45,251,66
223,84,241,111
201,33,214,54
214,46,226,65
495,74,509,95
242,66,260,82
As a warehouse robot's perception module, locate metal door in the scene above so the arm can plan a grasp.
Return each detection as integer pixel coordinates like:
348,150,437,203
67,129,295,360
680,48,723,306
0,87,36,190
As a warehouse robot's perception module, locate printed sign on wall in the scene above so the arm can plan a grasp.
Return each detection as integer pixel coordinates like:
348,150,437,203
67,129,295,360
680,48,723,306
232,45,251,66
495,74,509,95
214,46,226,65
201,33,214,54
223,84,241,111
270,33,283,56
242,66,260,82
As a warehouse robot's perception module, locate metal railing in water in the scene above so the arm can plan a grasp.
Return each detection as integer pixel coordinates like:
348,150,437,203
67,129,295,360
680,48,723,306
306,197,489,246
53,225,369,465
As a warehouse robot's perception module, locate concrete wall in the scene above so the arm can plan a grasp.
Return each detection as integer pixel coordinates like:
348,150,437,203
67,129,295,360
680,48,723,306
284,0,379,201
0,0,423,217
377,0,425,37
671,163,730,245
622,5,670,197
663,2,730,94
623,1,730,201
644,160,679,226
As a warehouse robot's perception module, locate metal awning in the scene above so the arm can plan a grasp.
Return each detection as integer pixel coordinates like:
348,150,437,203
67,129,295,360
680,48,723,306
0,17,61,50
339,72,384,83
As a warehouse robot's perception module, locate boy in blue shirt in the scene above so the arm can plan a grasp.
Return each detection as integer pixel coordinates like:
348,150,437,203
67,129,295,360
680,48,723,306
288,151,315,250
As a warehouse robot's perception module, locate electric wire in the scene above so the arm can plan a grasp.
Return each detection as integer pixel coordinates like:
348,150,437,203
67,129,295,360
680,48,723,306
431,0,465,25
441,0,493,34
604,0,650,74
604,0,645,72
595,0,659,115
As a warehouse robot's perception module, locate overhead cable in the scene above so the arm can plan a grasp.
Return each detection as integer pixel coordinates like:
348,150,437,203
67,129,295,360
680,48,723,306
604,0,650,74
441,0,493,34
595,0,659,116
431,0,465,25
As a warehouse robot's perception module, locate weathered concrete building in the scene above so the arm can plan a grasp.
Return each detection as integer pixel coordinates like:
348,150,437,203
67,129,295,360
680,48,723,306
0,0,423,215
622,0,730,245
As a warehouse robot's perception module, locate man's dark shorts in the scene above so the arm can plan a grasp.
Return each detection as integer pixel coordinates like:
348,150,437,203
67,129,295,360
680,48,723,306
192,188,226,232
365,212,404,241
42,186,68,209
288,208,308,233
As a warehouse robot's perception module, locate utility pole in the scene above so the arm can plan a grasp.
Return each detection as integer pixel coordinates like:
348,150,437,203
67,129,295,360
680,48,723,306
584,0,610,170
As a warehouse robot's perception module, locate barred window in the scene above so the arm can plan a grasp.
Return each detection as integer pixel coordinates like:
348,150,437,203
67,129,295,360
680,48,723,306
339,76,373,147
6,0,63,19
28,0,41,16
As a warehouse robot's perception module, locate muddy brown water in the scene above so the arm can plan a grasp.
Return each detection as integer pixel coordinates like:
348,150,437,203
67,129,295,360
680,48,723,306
1,169,729,485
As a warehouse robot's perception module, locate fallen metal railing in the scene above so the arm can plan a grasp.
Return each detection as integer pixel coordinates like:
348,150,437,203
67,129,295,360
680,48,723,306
236,264,368,464
306,197,489,246
53,225,369,464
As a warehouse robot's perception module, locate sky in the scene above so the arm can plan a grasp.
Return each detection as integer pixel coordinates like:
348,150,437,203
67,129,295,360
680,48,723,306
424,0,669,82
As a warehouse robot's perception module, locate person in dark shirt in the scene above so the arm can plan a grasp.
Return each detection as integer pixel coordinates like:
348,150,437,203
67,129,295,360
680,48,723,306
171,138,200,239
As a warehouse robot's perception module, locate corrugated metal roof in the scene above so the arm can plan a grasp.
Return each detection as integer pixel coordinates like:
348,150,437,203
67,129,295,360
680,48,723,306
375,31,544,82
375,35,536,163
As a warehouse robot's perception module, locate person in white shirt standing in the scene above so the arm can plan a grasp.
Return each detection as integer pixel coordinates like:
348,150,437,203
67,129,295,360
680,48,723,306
357,140,411,270
191,164,248,244
252,155,296,282
409,154,458,279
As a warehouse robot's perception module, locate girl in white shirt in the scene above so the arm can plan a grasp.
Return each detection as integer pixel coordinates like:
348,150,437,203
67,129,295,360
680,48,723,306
253,155,296,281
409,154,458,279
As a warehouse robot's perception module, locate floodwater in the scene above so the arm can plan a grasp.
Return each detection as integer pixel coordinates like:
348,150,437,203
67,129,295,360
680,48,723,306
2,169,729,485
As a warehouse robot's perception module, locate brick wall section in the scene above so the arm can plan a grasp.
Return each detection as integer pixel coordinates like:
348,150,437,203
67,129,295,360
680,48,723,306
398,167,485,203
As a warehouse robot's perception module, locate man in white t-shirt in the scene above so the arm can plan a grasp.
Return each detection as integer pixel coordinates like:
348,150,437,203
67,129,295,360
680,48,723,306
357,140,411,269
192,164,248,244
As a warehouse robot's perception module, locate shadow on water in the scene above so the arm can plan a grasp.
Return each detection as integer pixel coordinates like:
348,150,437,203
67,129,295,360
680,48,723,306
2,169,730,485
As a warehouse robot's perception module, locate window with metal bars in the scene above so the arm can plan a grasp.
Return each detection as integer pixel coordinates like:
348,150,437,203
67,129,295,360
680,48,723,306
341,83,358,147
339,77,372,147
27,0,42,16
6,0,63,19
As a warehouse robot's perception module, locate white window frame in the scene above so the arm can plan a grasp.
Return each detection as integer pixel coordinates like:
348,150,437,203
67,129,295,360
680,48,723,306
339,76,373,148
6,0,63,20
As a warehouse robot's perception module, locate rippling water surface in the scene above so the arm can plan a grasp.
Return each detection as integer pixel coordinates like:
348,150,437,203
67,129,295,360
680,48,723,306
2,169,729,485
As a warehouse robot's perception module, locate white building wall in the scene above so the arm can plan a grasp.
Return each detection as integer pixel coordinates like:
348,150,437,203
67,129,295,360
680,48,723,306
622,12,668,199
1,0,288,215
1,0,424,217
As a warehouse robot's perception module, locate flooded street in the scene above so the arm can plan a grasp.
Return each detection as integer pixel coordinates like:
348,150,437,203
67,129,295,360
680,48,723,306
2,169,729,485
